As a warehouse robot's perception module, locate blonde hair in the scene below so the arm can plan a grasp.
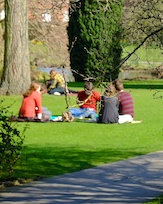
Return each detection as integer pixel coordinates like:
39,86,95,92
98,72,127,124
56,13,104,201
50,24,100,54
23,82,40,97
49,70,57,80
50,70,57,75
105,83,117,97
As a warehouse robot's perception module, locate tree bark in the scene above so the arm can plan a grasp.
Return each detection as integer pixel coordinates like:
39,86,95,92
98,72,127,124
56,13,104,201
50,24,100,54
0,0,31,95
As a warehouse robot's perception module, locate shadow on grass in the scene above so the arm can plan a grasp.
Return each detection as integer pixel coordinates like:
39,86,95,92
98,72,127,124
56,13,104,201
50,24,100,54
1,151,162,203
68,82,84,88
68,82,163,89
14,146,147,180
124,84,163,89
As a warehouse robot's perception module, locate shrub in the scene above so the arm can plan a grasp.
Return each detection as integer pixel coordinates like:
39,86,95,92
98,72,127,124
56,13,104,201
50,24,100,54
68,0,124,81
0,99,28,179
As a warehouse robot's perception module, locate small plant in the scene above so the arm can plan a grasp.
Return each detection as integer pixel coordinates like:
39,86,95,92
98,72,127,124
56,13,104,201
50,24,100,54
0,99,28,179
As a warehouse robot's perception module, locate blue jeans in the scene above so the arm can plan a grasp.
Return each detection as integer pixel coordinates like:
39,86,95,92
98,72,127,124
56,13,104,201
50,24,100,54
48,87,65,94
69,108,98,122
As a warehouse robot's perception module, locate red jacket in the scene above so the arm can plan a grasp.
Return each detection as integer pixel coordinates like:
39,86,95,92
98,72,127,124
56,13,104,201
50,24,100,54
19,91,42,118
78,90,101,112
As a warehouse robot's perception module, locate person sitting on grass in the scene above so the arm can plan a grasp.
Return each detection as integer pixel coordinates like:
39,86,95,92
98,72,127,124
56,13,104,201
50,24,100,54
69,81,101,122
46,70,78,95
46,70,66,95
18,82,43,121
17,82,50,122
112,79,142,124
98,83,133,124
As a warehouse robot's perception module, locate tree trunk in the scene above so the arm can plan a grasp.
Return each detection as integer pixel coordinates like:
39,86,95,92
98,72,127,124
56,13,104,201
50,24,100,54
0,0,31,95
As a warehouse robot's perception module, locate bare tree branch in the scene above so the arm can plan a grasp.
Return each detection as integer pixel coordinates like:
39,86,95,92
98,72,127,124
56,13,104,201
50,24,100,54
119,26,163,69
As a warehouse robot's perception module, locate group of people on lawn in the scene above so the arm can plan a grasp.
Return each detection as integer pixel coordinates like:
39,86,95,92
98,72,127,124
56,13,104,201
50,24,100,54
17,69,141,124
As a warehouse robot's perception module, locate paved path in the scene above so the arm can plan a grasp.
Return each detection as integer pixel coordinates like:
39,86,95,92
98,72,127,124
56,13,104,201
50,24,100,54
0,151,163,204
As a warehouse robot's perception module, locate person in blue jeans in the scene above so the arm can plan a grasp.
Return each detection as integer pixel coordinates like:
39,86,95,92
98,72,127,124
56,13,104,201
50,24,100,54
69,81,101,122
47,70,78,95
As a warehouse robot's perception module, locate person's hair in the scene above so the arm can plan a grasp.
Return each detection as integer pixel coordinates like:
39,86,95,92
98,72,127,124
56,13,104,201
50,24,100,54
112,79,124,91
23,82,41,97
105,83,117,97
50,70,57,75
84,81,94,91
40,83,47,94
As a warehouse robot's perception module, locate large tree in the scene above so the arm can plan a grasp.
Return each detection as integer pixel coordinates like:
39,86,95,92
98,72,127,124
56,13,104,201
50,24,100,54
68,0,124,81
0,0,30,95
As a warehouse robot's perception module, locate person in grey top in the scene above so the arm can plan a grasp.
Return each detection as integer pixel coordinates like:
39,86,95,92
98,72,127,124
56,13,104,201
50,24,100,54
98,83,119,124
98,83,138,124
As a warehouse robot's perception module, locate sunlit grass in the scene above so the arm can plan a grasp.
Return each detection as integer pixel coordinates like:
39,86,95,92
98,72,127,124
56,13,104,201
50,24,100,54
122,45,163,69
1,82,163,181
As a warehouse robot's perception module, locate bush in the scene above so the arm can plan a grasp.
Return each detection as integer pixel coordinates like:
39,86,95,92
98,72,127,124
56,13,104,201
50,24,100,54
0,99,28,179
68,0,123,81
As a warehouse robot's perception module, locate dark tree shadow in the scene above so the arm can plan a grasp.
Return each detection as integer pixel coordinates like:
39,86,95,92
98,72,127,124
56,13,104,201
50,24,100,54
13,146,147,180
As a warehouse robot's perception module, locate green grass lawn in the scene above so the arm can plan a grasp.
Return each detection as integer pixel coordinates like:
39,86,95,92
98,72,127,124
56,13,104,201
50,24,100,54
146,195,163,204
1,82,163,184
144,195,163,204
122,45,163,69
1,81,163,202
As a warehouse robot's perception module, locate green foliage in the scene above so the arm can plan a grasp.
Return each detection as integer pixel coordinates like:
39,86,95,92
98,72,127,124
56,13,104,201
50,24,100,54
122,0,163,46
0,99,27,179
144,195,163,203
68,0,124,81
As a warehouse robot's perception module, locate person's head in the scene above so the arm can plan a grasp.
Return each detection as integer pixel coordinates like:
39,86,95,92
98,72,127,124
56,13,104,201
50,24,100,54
112,79,124,91
84,81,94,95
30,82,41,92
50,70,57,76
23,82,41,97
105,83,117,96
